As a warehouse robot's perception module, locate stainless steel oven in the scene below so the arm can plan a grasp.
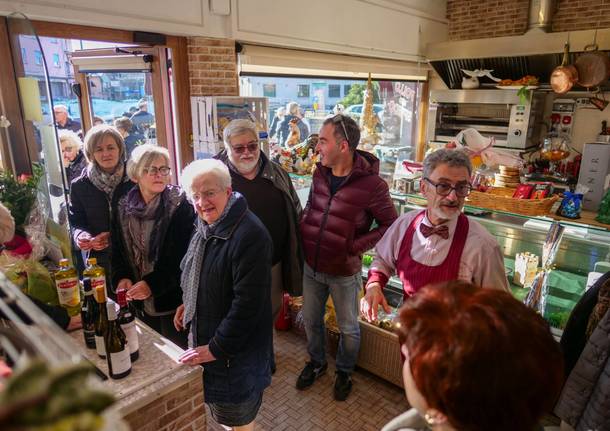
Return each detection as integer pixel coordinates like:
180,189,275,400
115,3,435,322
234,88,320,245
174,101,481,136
426,90,546,150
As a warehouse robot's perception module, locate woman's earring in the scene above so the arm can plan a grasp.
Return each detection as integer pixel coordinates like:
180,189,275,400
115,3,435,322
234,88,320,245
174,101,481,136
424,409,447,427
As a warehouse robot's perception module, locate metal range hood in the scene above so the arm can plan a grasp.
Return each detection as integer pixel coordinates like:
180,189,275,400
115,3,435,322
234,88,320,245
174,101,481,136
426,0,610,89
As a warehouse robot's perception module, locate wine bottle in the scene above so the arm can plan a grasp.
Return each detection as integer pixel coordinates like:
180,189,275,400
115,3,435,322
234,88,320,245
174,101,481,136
54,259,81,316
116,288,139,362
94,285,108,358
83,257,106,296
80,277,97,349
105,299,132,379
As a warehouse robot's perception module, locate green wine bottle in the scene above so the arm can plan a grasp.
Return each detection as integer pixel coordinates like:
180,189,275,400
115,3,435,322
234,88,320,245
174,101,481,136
94,285,108,358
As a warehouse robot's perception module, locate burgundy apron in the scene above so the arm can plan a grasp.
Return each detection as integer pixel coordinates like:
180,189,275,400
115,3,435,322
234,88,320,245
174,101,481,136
397,210,469,299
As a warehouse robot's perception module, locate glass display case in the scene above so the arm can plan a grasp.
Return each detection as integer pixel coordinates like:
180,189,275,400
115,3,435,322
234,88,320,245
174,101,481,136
371,193,610,333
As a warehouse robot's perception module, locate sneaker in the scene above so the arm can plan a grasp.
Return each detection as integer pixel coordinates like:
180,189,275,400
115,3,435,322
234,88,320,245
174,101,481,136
296,361,328,390
334,370,352,401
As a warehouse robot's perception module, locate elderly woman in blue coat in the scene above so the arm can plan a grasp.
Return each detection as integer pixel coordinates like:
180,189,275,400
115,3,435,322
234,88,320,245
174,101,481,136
175,159,273,431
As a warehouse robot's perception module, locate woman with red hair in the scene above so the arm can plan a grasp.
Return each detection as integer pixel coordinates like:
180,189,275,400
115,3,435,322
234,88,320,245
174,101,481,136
383,281,564,431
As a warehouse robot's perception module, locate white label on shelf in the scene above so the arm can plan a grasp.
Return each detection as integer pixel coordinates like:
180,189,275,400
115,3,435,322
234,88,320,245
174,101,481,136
109,349,131,375
121,321,139,354
95,335,106,356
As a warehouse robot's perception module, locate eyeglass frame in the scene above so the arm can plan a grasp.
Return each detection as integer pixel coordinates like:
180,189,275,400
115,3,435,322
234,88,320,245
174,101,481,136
331,114,351,147
193,188,223,201
423,177,473,197
143,166,171,176
230,140,259,155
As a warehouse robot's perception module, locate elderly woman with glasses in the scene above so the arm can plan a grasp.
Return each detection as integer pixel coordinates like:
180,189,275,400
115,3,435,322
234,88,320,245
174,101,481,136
58,129,87,188
69,124,134,277
361,148,509,323
111,144,195,347
174,159,273,431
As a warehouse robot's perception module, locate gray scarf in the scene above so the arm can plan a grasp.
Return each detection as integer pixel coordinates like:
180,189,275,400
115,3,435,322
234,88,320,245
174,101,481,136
180,193,238,332
87,162,125,197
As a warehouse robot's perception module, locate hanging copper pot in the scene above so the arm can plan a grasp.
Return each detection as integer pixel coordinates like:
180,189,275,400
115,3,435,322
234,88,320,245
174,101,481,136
575,43,610,89
550,43,579,94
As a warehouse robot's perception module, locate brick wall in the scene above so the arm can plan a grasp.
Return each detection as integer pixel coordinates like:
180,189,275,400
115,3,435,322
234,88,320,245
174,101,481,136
447,0,610,41
553,0,610,32
187,37,238,96
447,0,529,41
122,377,205,431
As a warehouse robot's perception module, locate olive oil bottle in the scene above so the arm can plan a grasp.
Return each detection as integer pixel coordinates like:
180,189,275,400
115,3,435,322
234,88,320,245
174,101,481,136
83,257,106,296
54,259,80,316
105,299,132,379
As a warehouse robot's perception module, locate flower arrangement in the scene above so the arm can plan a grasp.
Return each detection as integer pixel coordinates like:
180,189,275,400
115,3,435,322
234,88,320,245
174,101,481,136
0,164,44,232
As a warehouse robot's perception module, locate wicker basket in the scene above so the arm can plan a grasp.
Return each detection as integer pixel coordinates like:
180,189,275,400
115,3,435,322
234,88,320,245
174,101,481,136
466,187,559,216
356,320,403,388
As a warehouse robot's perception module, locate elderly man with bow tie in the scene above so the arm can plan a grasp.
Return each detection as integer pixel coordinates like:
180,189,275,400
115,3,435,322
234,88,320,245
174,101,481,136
361,149,509,322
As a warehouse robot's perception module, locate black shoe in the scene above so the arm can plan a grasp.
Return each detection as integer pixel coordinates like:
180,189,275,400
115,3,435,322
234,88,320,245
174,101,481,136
296,361,328,390
334,370,352,401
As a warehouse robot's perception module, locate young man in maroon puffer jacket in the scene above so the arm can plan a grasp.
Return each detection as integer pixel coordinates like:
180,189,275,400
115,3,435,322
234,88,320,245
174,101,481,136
297,114,397,401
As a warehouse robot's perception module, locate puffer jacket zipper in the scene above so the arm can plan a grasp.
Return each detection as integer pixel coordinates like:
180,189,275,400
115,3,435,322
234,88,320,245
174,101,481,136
312,195,333,274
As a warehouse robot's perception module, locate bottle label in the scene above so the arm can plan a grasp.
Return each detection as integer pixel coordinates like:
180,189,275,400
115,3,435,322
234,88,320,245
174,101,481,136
56,278,80,306
109,349,131,375
95,335,106,356
121,321,139,354
91,276,106,296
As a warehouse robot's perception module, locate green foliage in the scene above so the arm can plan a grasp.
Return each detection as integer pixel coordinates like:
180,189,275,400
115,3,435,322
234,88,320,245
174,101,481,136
340,82,381,106
0,164,44,229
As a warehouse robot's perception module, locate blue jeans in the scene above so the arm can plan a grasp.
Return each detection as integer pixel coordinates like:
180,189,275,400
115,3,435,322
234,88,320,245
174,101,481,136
303,263,362,373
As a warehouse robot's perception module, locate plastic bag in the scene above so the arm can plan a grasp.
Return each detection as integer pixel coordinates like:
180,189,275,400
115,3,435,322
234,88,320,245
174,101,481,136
0,253,58,305
455,128,523,169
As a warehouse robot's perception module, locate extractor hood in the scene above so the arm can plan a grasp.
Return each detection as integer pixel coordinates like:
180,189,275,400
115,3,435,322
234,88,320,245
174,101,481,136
426,0,610,89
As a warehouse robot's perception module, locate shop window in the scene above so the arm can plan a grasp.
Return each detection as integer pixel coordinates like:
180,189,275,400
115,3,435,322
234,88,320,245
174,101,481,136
240,75,423,151
297,84,310,98
50,38,58,44
34,50,43,65
53,54,60,68
328,84,340,98
263,83,276,98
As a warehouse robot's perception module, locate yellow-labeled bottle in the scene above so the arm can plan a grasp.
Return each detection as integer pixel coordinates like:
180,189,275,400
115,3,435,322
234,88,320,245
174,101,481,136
54,259,81,316
83,257,106,296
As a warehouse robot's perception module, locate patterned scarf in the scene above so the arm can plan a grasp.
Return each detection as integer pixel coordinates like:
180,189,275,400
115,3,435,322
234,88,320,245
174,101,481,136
181,193,238,331
87,162,125,197
125,190,161,278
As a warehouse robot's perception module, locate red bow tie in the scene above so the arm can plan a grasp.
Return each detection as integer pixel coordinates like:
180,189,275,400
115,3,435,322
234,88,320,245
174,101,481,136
420,223,449,240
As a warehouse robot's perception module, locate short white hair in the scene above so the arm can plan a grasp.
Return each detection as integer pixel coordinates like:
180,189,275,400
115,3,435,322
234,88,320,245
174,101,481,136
223,119,258,149
286,101,300,116
53,104,68,113
57,129,82,149
180,159,231,202
126,144,170,181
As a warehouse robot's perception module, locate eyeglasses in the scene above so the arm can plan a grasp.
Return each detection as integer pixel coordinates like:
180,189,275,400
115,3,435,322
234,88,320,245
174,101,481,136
231,141,259,154
331,114,350,146
193,188,222,201
144,166,171,176
424,177,472,197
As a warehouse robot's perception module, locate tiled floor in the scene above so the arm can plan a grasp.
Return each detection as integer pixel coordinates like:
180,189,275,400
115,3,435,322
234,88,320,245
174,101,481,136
205,330,409,431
